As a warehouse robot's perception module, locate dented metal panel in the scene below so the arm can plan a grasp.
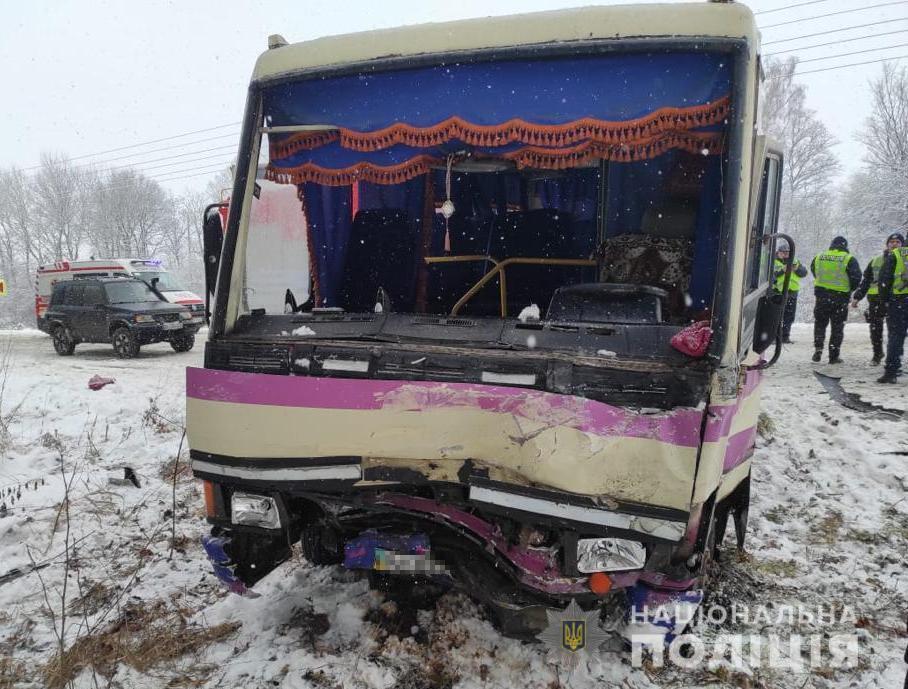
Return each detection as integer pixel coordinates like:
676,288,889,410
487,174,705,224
187,366,706,511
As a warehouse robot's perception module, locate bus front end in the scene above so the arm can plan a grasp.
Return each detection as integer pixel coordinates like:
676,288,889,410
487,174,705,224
189,3,780,636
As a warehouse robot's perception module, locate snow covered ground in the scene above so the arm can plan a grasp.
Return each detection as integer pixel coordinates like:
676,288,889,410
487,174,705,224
0,324,905,689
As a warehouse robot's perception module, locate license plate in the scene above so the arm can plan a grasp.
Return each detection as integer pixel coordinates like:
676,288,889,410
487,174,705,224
162,321,182,330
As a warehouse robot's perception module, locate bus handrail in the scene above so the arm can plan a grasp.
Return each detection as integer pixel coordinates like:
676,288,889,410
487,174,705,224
426,256,597,317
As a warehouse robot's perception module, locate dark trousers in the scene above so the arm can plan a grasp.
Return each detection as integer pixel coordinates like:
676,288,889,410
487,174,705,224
814,293,849,358
866,296,886,359
884,296,908,375
781,293,798,340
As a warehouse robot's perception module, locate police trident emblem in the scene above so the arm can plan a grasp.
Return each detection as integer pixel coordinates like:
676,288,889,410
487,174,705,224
562,619,585,652
538,599,609,672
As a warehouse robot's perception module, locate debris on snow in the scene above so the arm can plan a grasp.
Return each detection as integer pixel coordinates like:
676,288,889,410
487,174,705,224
107,466,141,488
291,325,317,337
87,374,115,390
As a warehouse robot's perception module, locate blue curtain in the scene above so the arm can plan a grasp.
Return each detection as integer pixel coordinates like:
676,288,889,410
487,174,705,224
264,53,730,129
301,184,353,307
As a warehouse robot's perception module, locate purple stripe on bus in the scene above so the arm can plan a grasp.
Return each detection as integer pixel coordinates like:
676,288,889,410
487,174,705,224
702,369,763,443
186,367,704,447
722,426,756,472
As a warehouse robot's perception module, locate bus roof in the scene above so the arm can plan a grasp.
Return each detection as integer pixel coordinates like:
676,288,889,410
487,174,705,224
253,2,759,82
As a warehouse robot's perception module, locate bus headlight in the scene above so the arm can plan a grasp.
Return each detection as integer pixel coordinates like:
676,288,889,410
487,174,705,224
577,537,646,573
231,492,281,529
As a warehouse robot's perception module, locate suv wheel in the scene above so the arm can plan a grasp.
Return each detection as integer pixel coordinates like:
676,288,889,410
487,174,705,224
170,332,195,352
111,327,140,358
52,326,76,356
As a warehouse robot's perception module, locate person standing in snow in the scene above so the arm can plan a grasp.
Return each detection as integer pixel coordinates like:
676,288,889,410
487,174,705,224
810,236,861,364
851,232,904,365
773,242,807,344
876,234,908,384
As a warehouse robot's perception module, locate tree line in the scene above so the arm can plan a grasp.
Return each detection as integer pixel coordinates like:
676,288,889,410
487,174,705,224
0,159,232,325
0,61,905,326
762,59,908,307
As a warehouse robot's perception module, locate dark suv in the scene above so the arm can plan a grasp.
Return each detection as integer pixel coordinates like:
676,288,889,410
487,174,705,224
44,277,200,358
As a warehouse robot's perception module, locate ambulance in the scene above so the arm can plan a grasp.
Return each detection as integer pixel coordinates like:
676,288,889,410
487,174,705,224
35,258,205,331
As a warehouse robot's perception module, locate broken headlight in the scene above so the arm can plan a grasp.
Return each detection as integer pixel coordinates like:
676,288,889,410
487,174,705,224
230,492,281,529
576,537,646,573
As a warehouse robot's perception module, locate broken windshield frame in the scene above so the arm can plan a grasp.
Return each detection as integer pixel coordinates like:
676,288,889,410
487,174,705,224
214,38,748,366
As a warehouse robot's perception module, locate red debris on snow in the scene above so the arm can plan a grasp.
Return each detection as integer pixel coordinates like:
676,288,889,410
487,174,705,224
87,374,116,391
670,320,713,357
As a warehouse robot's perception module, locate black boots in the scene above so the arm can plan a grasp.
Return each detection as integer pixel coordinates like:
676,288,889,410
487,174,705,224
812,350,822,362
877,372,898,384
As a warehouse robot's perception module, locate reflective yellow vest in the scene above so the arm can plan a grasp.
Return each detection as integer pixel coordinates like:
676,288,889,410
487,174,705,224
894,246,908,296
867,255,884,296
813,249,853,293
773,259,801,293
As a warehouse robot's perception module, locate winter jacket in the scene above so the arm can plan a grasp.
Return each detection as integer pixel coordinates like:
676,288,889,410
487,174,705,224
811,247,861,301
878,248,908,302
773,258,807,294
853,255,887,302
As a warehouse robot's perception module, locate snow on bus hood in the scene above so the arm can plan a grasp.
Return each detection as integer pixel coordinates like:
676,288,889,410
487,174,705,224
161,290,203,305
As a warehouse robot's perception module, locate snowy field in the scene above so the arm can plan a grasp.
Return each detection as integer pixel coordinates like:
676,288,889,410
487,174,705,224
0,324,905,689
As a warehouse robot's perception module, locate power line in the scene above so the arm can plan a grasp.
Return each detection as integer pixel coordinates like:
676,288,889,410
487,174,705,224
762,1,908,30
767,28,908,55
96,161,234,193
755,0,832,16
763,17,908,45
113,153,237,176
770,53,907,78
94,144,238,173
791,40,908,65
21,121,240,171
63,132,240,171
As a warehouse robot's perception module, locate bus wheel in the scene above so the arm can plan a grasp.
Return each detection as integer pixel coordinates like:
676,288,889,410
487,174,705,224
112,328,140,358
170,333,195,352
52,326,76,356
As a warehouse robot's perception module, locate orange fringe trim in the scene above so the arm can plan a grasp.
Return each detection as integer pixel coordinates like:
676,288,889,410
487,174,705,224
266,132,724,187
269,96,730,159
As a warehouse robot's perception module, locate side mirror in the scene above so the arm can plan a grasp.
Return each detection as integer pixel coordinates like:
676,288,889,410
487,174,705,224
203,203,227,324
752,292,784,354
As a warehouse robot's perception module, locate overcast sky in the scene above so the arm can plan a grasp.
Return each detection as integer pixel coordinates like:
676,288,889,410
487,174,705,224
2,0,906,193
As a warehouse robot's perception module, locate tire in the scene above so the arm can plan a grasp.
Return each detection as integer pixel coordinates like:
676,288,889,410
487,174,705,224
111,327,140,358
170,332,195,352
52,325,76,356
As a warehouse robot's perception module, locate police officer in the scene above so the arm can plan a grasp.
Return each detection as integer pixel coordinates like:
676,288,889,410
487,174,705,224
810,236,861,364
851,232,904,365
877,233,908,384
773,242,808,344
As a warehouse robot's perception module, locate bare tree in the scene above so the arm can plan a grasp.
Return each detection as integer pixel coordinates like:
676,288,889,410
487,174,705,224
90,170,174,258
761,57,840,262
762,58,840,199
855,62,908,232
30,154,92,262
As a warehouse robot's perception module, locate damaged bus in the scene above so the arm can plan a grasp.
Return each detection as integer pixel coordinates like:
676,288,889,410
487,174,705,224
189,2,793,636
